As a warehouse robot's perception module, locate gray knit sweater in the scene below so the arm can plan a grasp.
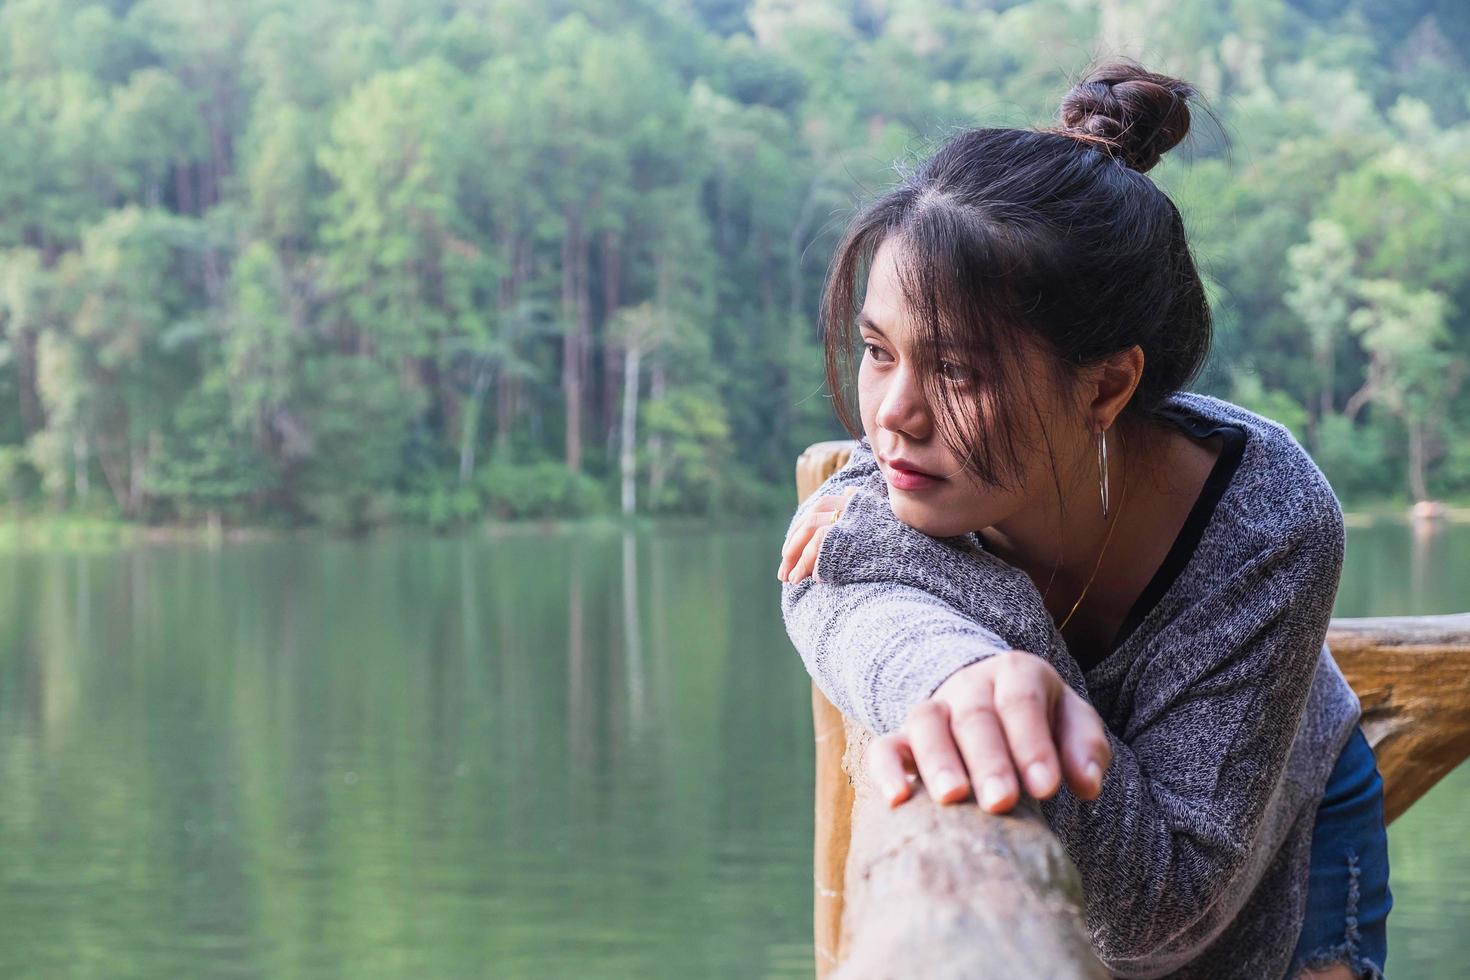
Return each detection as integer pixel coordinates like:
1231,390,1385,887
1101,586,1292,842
781,391,1362,980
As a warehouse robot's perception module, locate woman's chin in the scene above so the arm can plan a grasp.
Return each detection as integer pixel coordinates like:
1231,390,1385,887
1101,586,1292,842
889,496,966,537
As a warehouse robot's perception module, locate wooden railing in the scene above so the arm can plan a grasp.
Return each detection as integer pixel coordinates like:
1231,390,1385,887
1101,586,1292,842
796,439,1470,979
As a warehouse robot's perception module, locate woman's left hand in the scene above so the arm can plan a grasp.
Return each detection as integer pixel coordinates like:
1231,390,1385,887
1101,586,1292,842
777,486,859,584
867,651,1111,812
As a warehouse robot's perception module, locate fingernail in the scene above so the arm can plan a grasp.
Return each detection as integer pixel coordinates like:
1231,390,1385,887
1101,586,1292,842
931,769,962,799
1085,760,1102,789
882,781,905,805
1027,762,1050,793
981,777,1009,810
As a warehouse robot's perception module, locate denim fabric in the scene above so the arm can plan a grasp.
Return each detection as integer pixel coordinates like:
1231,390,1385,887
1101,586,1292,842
1290,725,1392,978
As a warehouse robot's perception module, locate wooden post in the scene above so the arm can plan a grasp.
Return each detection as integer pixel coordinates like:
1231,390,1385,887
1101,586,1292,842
1323,613,1470,824
796,439,1470,976
832,722,1108,979
811,683,853,976
797,442,865,978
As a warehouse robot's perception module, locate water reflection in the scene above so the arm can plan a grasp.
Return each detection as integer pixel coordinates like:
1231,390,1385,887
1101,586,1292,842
623,532,646,732
0,520,1465,977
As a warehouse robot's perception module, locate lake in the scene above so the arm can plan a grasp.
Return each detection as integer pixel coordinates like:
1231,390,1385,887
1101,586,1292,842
0,518,1466,978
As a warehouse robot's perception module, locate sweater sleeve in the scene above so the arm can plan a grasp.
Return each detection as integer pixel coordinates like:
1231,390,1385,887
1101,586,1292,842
779,438,1024,735
778,436,1345,975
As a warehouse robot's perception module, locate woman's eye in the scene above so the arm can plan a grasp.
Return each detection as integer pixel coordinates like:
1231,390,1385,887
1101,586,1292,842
862,342,890,362
938,360,975,384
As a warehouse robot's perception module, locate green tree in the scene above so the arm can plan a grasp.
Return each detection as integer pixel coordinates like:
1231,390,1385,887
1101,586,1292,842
1285,218,1357,447
1344,279,1459,502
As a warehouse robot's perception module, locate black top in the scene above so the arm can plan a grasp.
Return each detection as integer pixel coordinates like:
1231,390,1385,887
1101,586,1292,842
1076,405,1249,672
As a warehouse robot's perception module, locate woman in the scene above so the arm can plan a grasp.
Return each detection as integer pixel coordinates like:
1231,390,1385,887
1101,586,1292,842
776,61,1391,980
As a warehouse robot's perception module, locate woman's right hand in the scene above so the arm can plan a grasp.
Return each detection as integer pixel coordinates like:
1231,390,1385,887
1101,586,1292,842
866,649,1113,813
777,485,859,584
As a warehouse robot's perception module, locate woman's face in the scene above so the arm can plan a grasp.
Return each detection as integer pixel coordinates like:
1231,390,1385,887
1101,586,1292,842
856,236,1084,538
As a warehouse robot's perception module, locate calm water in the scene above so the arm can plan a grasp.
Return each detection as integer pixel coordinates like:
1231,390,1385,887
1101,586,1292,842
0,519,1466,978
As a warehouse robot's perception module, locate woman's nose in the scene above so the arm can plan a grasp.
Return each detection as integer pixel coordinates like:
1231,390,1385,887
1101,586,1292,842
874,365,931,438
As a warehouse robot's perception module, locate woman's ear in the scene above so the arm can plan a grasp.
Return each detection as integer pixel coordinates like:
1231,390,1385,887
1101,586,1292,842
1089,345,1144,430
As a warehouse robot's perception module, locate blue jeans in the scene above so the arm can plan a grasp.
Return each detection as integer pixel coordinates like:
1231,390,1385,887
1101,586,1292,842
1289,725,1392,978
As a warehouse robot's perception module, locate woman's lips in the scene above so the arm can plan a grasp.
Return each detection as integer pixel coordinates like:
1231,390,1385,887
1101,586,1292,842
883,459,943,491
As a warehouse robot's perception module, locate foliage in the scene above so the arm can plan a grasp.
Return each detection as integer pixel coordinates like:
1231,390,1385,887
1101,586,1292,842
0,0,1467,527
475,459,605,521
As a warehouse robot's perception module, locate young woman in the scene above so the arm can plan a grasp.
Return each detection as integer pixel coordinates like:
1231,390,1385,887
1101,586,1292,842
776,62,1391,980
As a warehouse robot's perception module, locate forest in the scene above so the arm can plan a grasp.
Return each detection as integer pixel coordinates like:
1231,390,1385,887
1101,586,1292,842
0,0,1466,530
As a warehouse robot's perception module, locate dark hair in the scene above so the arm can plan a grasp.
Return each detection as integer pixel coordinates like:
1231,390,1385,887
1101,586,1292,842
820,58,1221,497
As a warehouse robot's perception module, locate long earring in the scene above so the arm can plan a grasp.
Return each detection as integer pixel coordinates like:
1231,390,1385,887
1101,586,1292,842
1097,426,1110,520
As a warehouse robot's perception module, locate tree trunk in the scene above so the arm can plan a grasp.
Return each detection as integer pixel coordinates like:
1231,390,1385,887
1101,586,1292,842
646,360,667,505
576,228,593,468
72,426,89,503
205,109,231,210
602,229,623,458
1317,342,1334,432
95,439,131,515
459,361,491,484
129,436,147,515
16,327,41,435
620,342,642,515
494,370,517,458
492,230,529,459
1343,359,1382,424
1407,416,1428,503
175,159,195,217
788,176,823,322
561,217,583,472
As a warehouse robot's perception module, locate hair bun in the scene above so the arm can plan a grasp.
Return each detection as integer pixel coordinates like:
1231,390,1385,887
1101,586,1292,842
1056,60,1197,173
